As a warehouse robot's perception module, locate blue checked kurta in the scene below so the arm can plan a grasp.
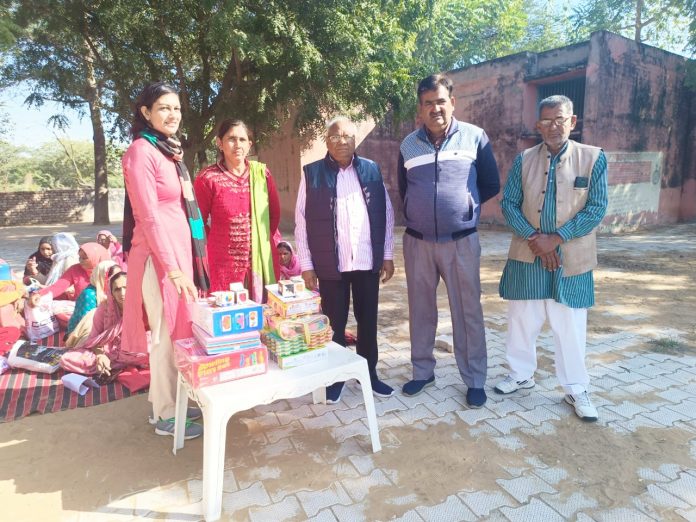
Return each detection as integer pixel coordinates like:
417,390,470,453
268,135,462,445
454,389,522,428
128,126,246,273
499,143,608,309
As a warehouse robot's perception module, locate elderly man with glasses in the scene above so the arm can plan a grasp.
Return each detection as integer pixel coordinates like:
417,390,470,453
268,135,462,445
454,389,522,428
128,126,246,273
295,115,395,404
495,95,609,422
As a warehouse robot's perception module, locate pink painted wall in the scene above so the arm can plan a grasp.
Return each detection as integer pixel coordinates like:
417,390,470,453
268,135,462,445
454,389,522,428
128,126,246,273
260,31,695,231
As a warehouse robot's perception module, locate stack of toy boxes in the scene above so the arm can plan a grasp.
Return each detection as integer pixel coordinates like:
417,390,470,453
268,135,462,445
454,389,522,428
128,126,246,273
174,285,267,388
263,277,331,369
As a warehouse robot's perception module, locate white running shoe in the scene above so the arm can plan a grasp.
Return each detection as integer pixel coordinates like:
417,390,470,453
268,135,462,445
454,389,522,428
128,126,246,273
494,375,535,394
565,392,598,422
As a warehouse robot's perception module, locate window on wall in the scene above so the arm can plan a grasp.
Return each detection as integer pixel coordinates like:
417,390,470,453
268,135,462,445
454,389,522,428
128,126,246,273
537,77,586,120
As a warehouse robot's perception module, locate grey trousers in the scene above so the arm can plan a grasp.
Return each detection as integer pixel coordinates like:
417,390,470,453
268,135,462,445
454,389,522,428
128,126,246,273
403,232,488,388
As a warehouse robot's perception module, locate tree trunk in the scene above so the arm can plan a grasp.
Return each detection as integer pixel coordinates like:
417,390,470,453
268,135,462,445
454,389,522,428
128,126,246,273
634,0,644,42
82,39,109,225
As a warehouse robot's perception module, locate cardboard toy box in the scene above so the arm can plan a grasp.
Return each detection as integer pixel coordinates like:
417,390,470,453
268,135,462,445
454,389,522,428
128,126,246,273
174,337,267,388
192,323,261,355
265,285,321,318
192,300,263,337
268,344,328,370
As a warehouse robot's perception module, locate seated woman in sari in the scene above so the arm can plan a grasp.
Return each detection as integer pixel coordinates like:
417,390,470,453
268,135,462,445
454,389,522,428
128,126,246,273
44,233,80,289
23,236,53,285
64,261,119,342
61,272,147,376
277,241,302,280
33,242,110,303
97,230,127,269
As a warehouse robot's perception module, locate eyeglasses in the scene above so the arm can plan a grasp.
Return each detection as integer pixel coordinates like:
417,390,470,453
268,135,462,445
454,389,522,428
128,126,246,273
328,134,355,144
538,116,572,128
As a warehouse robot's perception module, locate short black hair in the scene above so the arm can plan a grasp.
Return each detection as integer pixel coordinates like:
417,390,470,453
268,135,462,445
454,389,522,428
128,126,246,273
417,74,453,102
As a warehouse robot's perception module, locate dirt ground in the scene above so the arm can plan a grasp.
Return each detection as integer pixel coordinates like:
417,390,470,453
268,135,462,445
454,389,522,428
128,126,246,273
1,223,695,521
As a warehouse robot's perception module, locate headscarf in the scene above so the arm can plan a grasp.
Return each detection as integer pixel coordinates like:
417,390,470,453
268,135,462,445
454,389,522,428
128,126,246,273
277,241,301,280
123,129,209,292
27,236,54,277
81,272,127,353
45,233,80,286
79,243,111,276
97,230,123,258
90,260,117,304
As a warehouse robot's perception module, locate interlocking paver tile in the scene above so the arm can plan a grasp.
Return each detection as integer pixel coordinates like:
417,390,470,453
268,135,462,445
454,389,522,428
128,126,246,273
251,437,295,459
637,468,670,482
415,494,476,522
496,474,556,503
425,397,465,417
395,404,438,424
265,420,303,444
675,507,696,522
656,387,694,403
330,503,366,522
641,407,687,426
458,490,515,517
539,491,598,517
254,400,290,414
456,407,497,426
659,471,696,503
428,384,468,402
348,454,375,475
341,469,392,502
486,398,526,416
398,390,440,409
500,497,564,522
296,483,352,517
376,395,408,416
533,466,569,485
486,414,533,435
492,435,526,450
657,463,682,480
644,484,690,508
335,406,371,425
390,508,425,521
516,405,561,426
276,405,314,425
332,419,369,443
510,393,555,410
221,481,271,514
248,495,302,522
300,411,342,431
594,507,656,521
604,400,650,419
307,508,339,522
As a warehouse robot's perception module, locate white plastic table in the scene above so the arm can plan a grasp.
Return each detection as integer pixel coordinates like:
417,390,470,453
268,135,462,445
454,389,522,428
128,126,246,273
173,342,382,522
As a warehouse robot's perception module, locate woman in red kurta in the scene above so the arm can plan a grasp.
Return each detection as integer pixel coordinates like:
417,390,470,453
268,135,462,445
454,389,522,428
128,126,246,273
194,119,280,298
121,82,207,440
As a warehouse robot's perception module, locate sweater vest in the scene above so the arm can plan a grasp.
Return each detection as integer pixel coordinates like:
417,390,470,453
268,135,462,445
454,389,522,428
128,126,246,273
507,140,601,276
303,154,386,280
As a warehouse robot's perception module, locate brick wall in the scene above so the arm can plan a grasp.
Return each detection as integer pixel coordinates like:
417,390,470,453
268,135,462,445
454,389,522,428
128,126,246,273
1,188,126,226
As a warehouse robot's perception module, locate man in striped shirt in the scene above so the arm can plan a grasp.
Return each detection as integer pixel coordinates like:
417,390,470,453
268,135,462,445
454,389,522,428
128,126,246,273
496,95,608,422
295,116,396,404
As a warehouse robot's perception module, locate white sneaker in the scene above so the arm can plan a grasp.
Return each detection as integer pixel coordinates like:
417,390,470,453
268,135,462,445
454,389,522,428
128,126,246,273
565,392,598,422
494,375,535,394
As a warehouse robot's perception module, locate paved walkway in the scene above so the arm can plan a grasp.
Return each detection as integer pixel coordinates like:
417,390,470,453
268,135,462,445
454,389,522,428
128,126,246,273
2,222,696,521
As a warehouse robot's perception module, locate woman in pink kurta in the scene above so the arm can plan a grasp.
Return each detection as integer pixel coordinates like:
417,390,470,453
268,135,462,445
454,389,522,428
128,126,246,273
61,272,147,375
193,119,280,297
121,82,206,439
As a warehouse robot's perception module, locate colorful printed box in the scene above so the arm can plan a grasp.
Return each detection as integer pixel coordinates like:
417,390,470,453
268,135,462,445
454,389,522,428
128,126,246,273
174,337,268,388
268,345,328,370
265,285,321,318
192,324,262,355
192,300,263,337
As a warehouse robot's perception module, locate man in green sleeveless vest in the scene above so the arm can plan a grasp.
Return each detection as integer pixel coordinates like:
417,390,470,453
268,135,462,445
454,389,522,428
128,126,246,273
496,95,609,422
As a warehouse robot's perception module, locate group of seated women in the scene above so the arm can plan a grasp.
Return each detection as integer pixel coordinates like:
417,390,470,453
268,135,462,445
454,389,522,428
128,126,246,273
15,231,136,377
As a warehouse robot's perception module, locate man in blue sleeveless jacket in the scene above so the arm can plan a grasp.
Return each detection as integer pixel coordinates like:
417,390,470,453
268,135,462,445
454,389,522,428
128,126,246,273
398,74,500,408
295,116,396,403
